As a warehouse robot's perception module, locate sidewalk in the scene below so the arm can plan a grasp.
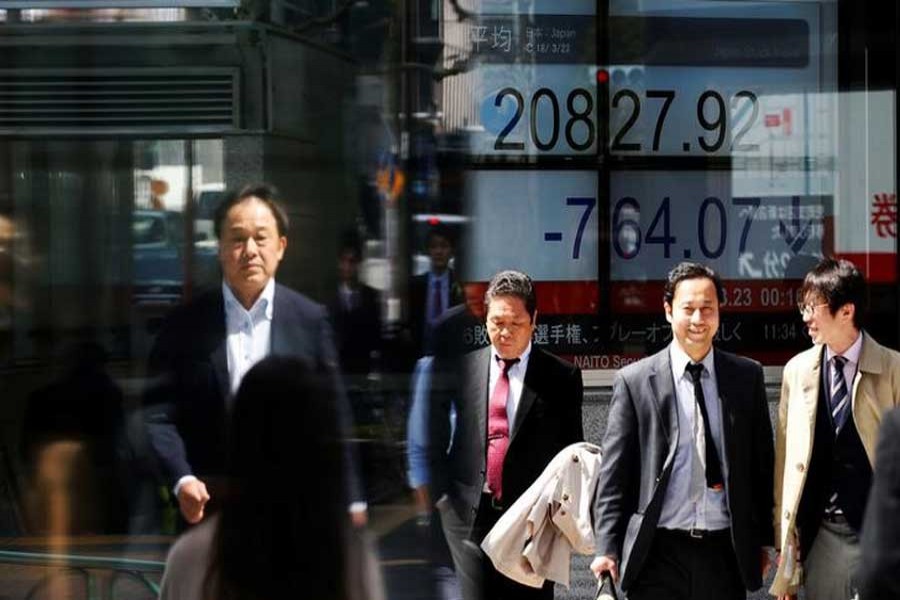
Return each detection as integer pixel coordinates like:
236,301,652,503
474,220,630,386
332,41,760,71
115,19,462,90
0,506,780,600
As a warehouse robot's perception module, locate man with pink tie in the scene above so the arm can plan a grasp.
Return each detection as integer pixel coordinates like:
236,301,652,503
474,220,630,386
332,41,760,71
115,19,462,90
428,270,583,600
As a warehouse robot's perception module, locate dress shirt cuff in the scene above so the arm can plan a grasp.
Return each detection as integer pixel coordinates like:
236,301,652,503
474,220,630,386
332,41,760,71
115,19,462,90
173,474,198,498
595,552,619,560
349,501,368,514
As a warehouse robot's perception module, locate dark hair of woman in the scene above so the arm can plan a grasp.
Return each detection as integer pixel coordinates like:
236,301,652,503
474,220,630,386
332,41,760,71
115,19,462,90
204,356,347,600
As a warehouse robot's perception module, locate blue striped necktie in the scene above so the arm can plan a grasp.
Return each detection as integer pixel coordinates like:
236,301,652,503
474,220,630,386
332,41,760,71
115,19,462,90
830,355,850,435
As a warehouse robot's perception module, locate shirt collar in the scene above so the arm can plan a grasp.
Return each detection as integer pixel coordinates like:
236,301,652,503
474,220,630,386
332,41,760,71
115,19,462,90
429,271,449,285
222,278,275,321
826,330,863,365
492,341,532,367
670,341,715,379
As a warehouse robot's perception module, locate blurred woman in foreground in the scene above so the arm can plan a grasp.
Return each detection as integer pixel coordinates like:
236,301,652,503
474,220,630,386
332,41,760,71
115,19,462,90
160,356,383,600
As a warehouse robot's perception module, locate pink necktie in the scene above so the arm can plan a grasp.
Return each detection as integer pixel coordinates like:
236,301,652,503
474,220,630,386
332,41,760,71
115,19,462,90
487,357,518,500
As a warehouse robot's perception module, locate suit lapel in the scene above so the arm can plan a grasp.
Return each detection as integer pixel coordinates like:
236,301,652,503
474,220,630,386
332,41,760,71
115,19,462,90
853,332,881,417
469,347,491,459
510,349,539,444
802,347,823,435
713,349,736,464
208,293,230,401
857,332,882,377
270,284,312,359
648,349,677,453
271,284,290,355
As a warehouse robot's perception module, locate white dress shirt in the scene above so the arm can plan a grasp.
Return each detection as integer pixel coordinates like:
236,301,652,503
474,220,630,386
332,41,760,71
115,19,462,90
224,278,275,397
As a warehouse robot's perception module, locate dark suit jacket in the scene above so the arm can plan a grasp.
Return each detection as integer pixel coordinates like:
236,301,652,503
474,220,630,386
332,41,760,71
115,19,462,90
409,269,462,356
429,345,584,532
143,284,363,503
330,283,381,379
858,407,900,600
592,346,774,592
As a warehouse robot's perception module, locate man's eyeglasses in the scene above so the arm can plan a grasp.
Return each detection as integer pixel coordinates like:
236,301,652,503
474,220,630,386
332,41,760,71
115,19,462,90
798,302,829,318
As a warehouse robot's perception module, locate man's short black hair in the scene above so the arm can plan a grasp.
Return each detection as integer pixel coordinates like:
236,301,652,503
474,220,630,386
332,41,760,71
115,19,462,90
799,257,867,329
338,229,363,261
663,262,725,305
214,183,290,239
425,223,454,249
484,270,537,320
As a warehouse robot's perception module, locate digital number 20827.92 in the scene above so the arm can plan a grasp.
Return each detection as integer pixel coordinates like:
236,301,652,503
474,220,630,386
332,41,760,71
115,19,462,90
491,87,759,153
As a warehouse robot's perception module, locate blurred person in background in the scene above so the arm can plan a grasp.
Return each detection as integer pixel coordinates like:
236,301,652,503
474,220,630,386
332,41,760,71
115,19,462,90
330,229,382,388
408,223,462,357
160,356,384,600
0,210,34,364
407,277,487,600
22,341,126,534
0,212,14,333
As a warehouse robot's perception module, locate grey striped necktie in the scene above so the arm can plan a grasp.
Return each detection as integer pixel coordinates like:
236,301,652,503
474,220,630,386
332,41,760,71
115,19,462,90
830,355,850,435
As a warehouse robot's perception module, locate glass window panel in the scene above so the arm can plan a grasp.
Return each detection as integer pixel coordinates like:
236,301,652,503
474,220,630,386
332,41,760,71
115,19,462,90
0,2,895,598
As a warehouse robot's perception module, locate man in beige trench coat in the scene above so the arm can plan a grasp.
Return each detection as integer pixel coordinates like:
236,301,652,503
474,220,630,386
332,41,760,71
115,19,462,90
772,258,900,600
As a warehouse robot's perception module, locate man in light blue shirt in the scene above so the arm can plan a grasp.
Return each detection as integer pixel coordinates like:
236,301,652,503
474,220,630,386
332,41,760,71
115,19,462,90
660,340,730,533
592,262,774,600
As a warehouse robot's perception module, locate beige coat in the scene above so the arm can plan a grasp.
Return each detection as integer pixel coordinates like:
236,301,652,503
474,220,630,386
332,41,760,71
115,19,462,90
480,442,602,589
770,333,900,596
